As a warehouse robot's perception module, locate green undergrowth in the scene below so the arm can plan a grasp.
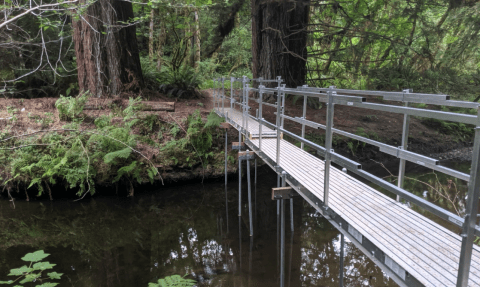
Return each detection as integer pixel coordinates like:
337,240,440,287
0,95,226,199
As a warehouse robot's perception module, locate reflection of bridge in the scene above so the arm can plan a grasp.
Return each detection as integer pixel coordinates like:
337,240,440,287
213,76,480,287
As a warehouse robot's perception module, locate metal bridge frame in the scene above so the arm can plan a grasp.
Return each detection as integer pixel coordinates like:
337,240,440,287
212,76,480,287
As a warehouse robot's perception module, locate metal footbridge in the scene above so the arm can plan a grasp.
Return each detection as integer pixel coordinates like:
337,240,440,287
213,76,480,287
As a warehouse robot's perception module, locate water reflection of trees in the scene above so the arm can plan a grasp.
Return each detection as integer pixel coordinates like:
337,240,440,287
1,185,402,287
0,190,248,286
299,211,397,287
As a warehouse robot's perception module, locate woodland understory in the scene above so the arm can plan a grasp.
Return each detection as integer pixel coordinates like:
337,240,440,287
1,0,480,199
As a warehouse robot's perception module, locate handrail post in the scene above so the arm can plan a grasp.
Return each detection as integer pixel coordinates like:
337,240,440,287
230,77,235,110
213,79,217,111
276,86,284,166
457,108,480,287
258,85,264,152
397,89,411,201
221,77,225,116
280,83,286,130
242,76,248,135
276,76,282,88
245,83,250,138
323,86,336,207
301,84,308,150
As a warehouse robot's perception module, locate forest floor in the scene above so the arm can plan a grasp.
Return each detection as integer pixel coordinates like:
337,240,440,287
0,89,473,199
0,90,241,199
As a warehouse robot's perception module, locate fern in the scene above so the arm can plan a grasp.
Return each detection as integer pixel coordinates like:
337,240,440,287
104,147,132,164
148,274,196,287
204,111,223,129
113,161,140,183
55,91,90,121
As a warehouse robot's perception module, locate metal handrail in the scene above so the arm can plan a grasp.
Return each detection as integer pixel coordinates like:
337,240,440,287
213,76,480,286
298,86,480,109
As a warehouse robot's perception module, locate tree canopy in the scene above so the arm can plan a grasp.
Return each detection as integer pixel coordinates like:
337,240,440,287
0,0,479,99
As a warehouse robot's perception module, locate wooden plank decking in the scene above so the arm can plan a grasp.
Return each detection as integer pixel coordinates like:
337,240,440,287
248,138,480,287
217,104,480,286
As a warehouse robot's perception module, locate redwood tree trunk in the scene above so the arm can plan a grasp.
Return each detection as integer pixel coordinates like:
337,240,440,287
251,0,309,89
73,0,144,97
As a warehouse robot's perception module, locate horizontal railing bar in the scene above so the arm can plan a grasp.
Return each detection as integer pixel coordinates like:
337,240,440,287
261,88,278,94
280,114,469,181
262,102,277,108
258,118,277,130
353,102,478,125
426,100,479,109
349,169,475,234
331,152,362,170
283,88,325,97
433,165,470,182
278,124,470,233
299,86,450,100
283,88,366,104
299,86,479,108
279,127,326,156
254,79,282,83
380,146,439,167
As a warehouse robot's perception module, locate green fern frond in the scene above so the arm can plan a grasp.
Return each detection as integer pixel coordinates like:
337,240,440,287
104,147,132,164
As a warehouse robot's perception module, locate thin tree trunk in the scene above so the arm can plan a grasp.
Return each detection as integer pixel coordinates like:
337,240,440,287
156,23,166,70
149,9,156,60
194,9,201,69
184,9,192,66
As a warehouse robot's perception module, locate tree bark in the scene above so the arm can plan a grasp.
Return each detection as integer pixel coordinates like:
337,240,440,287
251,0,310,88
156,21,166,70
194,9,201,69
149,9,156,60
73,0,144,97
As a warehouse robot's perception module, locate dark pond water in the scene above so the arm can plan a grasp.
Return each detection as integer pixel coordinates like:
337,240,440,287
0,161,470,287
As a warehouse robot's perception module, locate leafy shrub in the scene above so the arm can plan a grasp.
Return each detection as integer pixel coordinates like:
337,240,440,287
55,91,90,121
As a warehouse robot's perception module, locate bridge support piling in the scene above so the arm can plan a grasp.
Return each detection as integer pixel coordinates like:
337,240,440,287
280,171,294,232
340,233,345,287
254,157,257,221
224,119,229,232
247,152,253,236
277,172,280,278
238,129,242,217
280,196,286,287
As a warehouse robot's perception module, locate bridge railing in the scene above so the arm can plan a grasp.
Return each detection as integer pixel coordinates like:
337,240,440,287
213,76,480,286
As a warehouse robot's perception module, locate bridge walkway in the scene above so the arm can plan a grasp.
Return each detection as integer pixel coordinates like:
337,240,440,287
212,76,480,287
